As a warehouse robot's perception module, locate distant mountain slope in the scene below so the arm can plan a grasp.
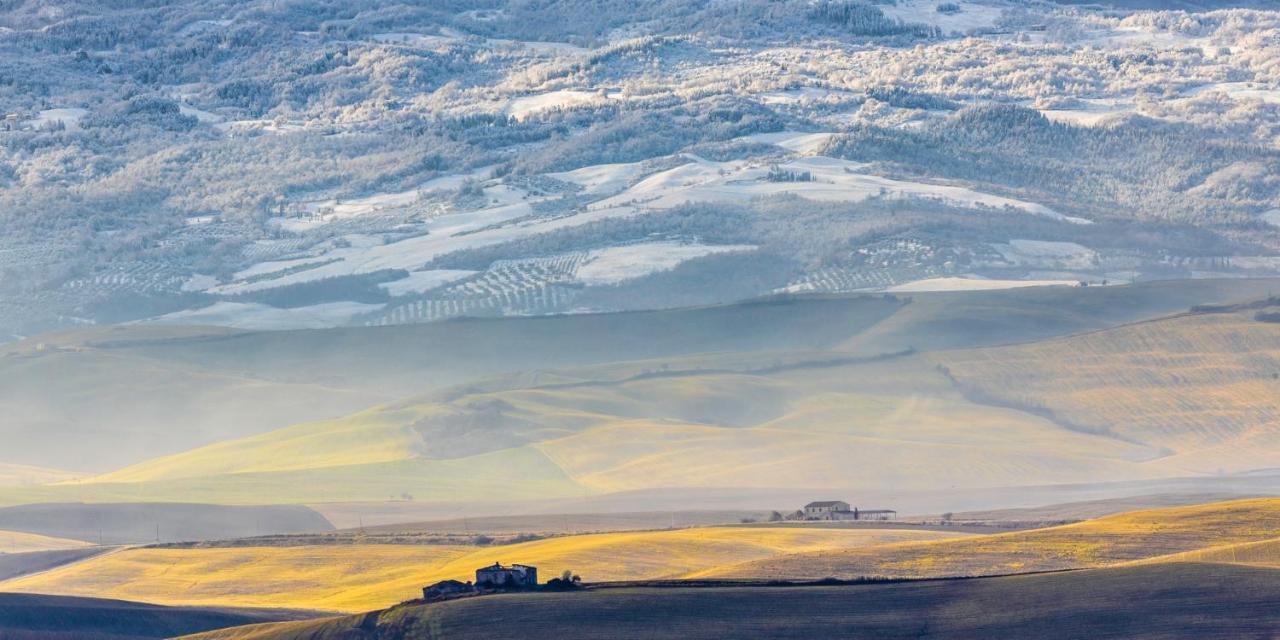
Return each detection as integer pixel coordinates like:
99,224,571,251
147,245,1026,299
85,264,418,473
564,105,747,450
0,592,318,640
180,563,1280,640
3,0,1279,336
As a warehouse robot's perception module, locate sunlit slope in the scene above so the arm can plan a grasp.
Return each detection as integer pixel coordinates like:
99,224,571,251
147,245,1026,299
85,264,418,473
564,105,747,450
0,530,92,553
936,309,1280,474
0,527,966,613
705,497,1280,580
32,353,1175,505
1139,537,1280,569
0,463,84,487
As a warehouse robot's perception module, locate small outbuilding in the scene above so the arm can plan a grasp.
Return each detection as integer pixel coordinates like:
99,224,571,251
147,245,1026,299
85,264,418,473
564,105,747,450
475,563,538,588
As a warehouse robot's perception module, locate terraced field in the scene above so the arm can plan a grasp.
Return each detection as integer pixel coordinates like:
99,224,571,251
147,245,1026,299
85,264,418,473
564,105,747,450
703,498,1280,580
0,527,967,613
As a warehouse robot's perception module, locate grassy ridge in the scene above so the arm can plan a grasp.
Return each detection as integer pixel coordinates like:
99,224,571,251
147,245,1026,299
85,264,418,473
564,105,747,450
704,497,1280,580
181,563,1280,640
0,527,966,613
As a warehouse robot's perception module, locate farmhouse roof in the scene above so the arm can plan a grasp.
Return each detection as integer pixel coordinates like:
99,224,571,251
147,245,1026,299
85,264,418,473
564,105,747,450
805,501,848,508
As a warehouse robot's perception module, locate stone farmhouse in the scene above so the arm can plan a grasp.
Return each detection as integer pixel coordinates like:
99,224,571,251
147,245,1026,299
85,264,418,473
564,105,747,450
803,500,897,521
475,562,539,588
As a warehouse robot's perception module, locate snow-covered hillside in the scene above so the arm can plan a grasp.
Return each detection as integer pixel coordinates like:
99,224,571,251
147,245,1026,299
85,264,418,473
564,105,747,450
2,0,1279,334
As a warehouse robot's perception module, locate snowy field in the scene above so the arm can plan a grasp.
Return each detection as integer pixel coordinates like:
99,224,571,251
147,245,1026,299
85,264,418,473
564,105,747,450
379,269,477,296
575,242,756,285
887,277,1080,293
879,0,1005,35
588,155,1085,224
506,90,610,120
147,301,384,330
1183,82,1280,106
995,240,1099,270
25,108,87,131
28,0,1271,335
1038,99,1134,127
743,131,836,155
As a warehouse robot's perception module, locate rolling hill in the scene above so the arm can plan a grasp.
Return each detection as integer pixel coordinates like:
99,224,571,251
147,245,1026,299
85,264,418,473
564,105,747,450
935,305,1280,475
9,287,1280,508
180,563,1280,640
702,497,1280,580
0,592,318,640
5,279,1278,476
0,527,967,613
3,352,1169,506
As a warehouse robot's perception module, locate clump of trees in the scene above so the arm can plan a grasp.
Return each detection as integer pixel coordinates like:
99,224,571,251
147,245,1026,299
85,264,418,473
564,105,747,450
544,569,583,590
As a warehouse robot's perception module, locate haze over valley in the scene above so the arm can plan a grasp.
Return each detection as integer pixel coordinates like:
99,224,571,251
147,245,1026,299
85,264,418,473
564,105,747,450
3,0,1280,638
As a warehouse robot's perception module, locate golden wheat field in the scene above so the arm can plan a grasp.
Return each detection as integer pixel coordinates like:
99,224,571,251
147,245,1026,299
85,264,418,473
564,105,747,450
0,526,967,612
1137,536,1280,568
703,497,1280,580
